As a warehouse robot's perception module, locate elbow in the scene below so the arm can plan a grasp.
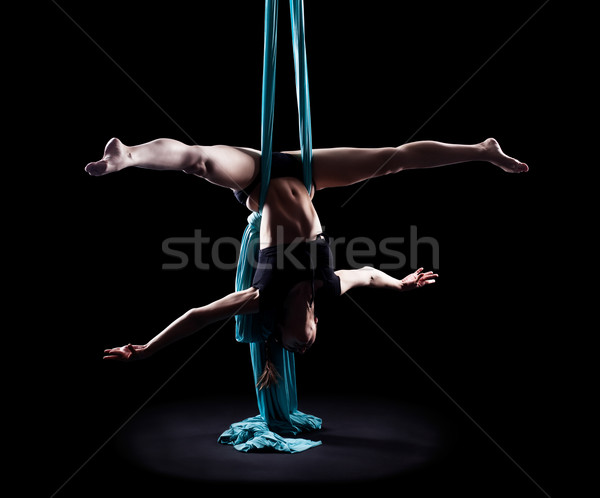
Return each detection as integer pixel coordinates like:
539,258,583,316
185,307,208,329
368,273,376,287
362,266,377,287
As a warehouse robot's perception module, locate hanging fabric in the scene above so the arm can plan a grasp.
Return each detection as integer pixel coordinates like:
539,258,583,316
218,0,321,453
290,0,313,194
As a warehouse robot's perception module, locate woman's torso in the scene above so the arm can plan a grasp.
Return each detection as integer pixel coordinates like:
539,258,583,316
248,175,322,248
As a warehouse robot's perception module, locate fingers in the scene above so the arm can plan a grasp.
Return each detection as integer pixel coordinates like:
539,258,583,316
102,345,133,361
417,270,439,287
414,270,436,279
103,349,125,360
103,354,123,361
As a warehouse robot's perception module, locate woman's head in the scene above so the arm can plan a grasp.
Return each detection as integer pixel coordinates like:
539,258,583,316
277,280,321,354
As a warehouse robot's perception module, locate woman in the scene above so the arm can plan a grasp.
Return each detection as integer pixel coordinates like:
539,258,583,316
94,137,526,359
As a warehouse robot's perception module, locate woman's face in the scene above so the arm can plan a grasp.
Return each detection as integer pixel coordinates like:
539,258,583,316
279,282,319,354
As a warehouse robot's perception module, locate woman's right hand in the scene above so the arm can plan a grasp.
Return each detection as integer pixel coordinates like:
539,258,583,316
103,343,149,362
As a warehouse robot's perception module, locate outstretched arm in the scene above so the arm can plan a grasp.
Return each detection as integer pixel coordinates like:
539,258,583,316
103,287,260,361
335,266,437,295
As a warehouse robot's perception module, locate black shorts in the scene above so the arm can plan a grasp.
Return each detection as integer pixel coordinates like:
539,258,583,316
251,234,341,319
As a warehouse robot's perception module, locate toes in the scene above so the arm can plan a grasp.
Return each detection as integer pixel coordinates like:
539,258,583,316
511,162,529,173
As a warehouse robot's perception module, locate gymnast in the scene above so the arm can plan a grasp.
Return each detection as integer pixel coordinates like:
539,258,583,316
94,137,527,361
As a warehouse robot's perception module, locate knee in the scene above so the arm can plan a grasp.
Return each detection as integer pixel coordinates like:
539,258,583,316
377,147,404,175
183,146,208,175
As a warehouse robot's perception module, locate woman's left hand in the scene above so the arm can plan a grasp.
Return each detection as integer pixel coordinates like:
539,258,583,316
401,267,438,291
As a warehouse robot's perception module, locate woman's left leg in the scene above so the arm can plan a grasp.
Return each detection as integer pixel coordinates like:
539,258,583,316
297,138,528,190
85,137,262,191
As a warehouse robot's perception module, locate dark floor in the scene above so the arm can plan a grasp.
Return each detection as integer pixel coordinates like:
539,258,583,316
44,393,557,497
116,395,447,483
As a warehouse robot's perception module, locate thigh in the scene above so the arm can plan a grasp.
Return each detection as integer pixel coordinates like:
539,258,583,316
296,147,397,190
203,145,262,191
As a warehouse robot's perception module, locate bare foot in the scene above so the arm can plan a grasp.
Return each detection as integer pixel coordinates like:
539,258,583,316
481,138,528,173
85,138,132,176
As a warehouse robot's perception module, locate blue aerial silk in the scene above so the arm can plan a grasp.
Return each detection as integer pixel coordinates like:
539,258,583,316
218,0,321,453
290,0,313,194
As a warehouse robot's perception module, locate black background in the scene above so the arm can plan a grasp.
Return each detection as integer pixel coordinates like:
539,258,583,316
15,1,591,496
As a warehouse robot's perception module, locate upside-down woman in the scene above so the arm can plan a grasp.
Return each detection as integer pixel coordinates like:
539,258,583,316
93,137,525,361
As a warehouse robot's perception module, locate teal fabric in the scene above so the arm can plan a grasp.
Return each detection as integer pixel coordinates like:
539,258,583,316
257,0,278,212
218,415,321,453
233,212,264,344
218,0,321,453
289,0,313,194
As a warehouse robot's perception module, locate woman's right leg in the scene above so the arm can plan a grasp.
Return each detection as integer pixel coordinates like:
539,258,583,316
85,137,261,191
309,138,528,190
